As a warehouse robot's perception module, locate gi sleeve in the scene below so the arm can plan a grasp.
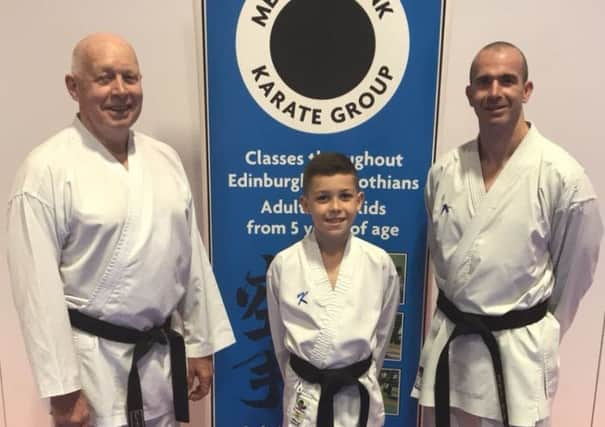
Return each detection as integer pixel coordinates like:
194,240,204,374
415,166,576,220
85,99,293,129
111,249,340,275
266,256,288,378
548,173,603,337
177,200,235,357
373,258,401,371
6,191,81,398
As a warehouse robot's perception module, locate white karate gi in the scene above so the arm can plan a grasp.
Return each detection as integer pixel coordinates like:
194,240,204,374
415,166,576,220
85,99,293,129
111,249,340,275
422,407,550,427
7,118,235,426
412,124,603,426
267,231,400,427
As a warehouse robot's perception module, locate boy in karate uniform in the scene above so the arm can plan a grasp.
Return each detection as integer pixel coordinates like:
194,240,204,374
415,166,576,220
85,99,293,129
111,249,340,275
267,152,400,427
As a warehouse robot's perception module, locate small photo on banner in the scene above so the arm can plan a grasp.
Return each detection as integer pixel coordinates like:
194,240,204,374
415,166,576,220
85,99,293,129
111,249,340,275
380,368,402,416
386,312,405,362
389,252,408,304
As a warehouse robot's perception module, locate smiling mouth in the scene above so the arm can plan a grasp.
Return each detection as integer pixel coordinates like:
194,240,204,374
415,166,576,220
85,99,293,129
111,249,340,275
485,105,507,112
106,105,132,113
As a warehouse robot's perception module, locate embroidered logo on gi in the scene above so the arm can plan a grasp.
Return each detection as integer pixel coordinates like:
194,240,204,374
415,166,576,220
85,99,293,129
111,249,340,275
296,397,307,411
441,203,450,214
297,291,309,305
290,391,310,425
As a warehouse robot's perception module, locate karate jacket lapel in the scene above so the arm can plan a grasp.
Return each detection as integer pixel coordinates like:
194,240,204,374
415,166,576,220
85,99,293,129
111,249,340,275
85,131,144,316
304,231,354,366
446,127,543,297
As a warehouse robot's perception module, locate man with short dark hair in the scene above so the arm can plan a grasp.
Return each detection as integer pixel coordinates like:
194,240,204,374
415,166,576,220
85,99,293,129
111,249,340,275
412,41,602,427
7,33,235,427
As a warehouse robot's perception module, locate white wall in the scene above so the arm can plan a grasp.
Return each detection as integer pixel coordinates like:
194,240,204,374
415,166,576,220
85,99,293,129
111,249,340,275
0,1,210,426
436,1,605,426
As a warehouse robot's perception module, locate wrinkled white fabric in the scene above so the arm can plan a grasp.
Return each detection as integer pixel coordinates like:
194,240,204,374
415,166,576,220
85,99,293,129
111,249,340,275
413,124,602,426
267,231,400,427
422,407,550,427
7,118,235,426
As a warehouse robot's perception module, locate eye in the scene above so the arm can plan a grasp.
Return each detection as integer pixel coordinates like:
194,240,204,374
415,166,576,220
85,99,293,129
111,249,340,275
123,73,140,84
474,76,491,87
95,74,113,85
340,192,354,201
315,194,329,202
498,74,517,86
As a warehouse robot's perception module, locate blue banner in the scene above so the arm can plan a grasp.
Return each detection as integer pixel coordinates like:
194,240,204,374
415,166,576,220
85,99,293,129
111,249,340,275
203,1,443,425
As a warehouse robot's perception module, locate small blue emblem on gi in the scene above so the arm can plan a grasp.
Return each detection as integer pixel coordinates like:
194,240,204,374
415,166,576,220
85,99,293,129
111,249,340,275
441,203,450,214
297,291,309,305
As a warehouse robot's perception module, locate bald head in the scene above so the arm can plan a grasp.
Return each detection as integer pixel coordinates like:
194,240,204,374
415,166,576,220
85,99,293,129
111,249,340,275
71,33,139,77
470,41,528,83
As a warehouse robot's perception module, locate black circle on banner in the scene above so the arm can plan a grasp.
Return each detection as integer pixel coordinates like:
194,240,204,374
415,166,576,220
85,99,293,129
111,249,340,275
270,0,376,100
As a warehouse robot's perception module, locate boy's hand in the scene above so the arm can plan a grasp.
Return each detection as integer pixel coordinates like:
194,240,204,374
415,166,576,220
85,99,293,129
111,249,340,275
187,355,213,400
50,389,92,426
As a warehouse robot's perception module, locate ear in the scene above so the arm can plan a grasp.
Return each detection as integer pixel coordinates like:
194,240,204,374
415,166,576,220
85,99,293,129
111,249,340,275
355,191,365,210
465,85,473,106
300,195,309,213
65,74,80,101
522,80,534,103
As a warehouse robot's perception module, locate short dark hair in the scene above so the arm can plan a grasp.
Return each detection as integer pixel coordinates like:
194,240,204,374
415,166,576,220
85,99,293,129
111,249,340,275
469,41,529,83
302,152,358,194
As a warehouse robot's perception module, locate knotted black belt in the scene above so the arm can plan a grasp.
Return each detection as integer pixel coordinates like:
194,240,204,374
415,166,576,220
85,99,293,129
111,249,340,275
289,353,372,427
68,309,189,427
434,291,549,427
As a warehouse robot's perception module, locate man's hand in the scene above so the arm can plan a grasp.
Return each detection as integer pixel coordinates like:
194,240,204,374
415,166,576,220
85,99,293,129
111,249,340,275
187,355,213,401
50,390,92,427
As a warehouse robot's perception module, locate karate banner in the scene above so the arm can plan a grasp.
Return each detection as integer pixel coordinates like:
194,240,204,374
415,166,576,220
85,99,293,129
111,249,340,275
203,1,443,425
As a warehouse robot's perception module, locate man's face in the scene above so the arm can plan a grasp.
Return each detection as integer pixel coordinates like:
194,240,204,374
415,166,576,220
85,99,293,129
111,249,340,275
66,39,143,144
466,47,533,129
300,174,363,246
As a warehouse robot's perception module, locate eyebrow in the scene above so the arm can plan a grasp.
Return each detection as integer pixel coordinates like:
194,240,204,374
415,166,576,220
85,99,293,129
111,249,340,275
314,188,356,194
96,66,139,73
474,72,519,81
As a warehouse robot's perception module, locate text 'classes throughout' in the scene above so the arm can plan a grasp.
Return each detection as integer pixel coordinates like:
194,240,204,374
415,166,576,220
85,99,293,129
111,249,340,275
228,150,419,192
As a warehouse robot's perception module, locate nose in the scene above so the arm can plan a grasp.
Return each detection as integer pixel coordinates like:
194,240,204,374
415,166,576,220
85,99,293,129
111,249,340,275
487,80,501,97
328,198,342,211
111,76,127,94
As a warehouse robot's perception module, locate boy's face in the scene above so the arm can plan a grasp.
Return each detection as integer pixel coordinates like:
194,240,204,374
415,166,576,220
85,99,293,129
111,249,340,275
300,173,363,246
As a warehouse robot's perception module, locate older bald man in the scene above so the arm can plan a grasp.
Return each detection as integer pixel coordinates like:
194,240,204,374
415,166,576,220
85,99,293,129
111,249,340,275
7,33,235,427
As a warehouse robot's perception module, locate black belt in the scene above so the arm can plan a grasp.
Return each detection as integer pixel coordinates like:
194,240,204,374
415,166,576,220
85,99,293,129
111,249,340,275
435,291,549,427
68,309,189,427
289,353,371,427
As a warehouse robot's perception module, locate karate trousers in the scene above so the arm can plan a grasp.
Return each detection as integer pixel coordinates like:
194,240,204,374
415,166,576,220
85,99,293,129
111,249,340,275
422,406,550,427
118,412,177,427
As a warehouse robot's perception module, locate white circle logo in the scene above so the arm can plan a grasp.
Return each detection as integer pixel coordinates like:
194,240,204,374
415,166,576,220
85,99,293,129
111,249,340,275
236,0,410,134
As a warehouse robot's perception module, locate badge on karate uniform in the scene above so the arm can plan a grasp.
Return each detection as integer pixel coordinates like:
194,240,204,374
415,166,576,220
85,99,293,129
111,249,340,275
289,383,313,426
